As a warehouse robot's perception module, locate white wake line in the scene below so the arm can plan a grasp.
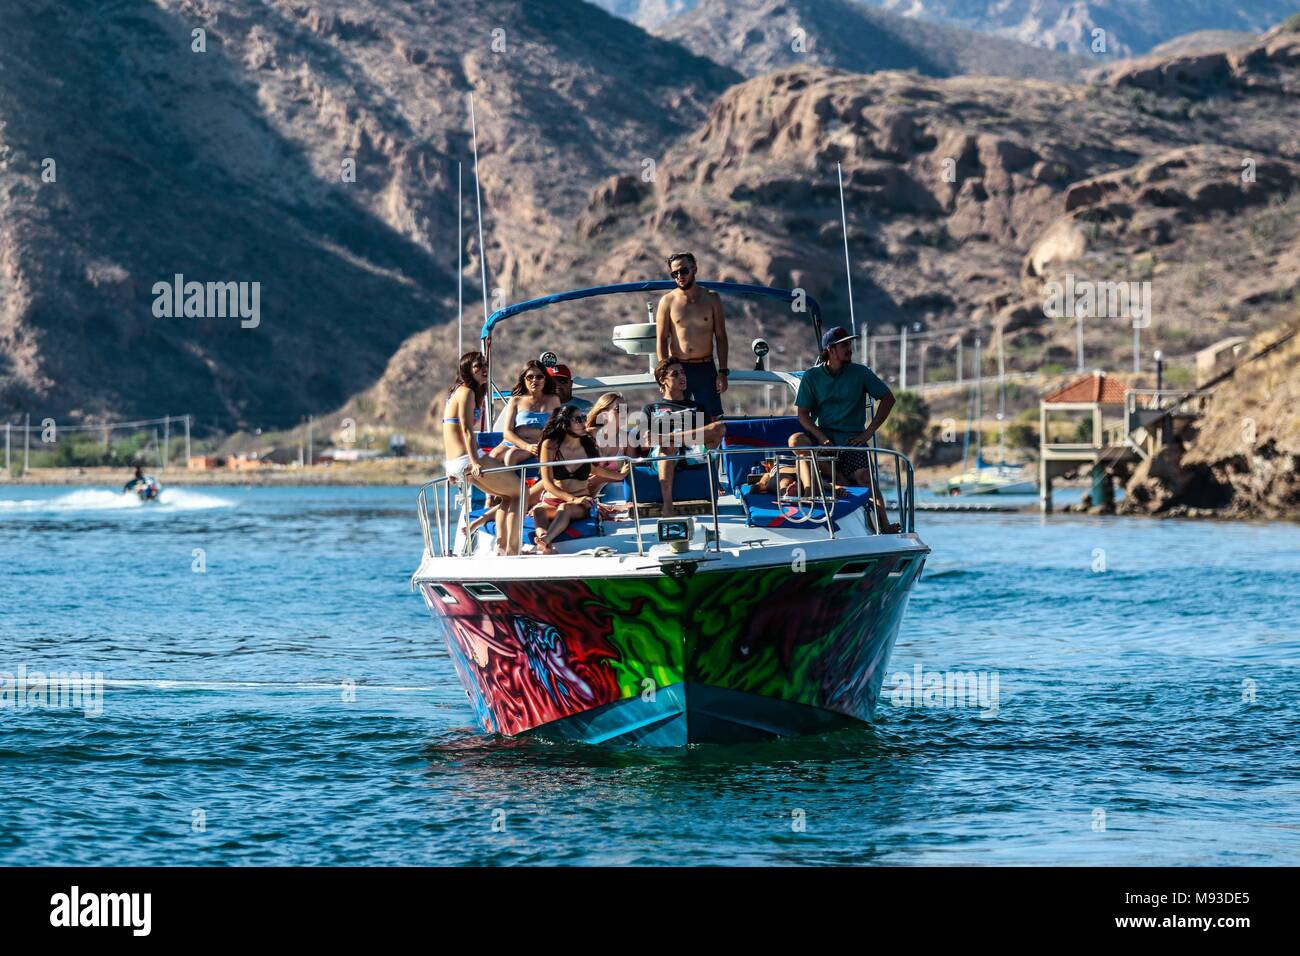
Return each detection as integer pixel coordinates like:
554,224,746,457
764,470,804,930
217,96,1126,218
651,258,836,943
99,679,439,692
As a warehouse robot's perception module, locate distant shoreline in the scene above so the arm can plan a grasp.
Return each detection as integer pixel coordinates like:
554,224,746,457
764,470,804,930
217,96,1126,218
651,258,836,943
0,464,436,487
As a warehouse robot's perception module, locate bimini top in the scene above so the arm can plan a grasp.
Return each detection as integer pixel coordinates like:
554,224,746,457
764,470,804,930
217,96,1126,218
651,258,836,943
480,280,824,341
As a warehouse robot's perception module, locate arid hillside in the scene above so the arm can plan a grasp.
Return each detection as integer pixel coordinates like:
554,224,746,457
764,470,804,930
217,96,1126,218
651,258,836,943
0,0,736,431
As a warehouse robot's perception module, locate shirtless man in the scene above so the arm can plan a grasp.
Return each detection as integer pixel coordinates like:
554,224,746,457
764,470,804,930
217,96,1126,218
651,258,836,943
654,252,729,422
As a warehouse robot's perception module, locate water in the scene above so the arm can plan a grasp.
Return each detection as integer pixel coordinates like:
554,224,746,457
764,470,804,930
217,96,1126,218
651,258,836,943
1,485,1297,865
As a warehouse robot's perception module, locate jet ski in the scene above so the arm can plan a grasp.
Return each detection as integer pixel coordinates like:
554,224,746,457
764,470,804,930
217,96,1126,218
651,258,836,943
123,475,162,502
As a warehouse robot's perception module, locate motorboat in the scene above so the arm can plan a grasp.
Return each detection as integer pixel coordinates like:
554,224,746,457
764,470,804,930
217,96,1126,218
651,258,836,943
933,456,1036,496
411,280,930,745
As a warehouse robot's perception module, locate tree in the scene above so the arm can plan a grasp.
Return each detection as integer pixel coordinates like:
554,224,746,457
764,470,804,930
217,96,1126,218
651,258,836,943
880,391,930,457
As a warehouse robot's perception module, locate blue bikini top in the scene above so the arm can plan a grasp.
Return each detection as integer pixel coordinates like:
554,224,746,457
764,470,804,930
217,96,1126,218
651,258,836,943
515,409,551,429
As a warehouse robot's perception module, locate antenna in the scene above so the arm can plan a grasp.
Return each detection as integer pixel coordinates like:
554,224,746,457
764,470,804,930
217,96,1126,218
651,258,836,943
469,93,490,329
837,162,856,338
457,161,463,357
469,92,493,420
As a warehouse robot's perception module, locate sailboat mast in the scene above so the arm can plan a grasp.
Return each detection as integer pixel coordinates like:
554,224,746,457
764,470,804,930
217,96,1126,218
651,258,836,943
997,321,1006,463
457,161,463,357
974,335,983,463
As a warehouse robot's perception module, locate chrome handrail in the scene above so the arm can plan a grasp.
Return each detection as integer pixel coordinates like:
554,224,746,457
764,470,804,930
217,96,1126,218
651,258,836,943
414,443,916,557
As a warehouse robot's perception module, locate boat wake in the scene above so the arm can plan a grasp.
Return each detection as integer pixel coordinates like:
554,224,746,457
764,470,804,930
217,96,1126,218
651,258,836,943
0,488,234,513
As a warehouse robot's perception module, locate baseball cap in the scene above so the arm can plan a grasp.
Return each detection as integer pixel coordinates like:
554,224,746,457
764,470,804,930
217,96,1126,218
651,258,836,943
820,327,855,350
546,364,573,379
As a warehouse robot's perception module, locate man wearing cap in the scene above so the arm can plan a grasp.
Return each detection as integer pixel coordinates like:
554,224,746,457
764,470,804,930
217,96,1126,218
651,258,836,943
547,363,592,413
795,327,897,531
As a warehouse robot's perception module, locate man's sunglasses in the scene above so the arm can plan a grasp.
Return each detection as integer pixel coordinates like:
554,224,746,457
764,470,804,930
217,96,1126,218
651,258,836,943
670,268,692,278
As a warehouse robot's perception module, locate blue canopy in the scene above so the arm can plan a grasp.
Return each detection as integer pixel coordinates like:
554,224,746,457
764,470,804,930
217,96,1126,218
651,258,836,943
480,280,823,341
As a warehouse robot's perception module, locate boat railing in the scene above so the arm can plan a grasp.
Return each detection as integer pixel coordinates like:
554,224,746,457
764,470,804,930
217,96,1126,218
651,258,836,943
416,444,915,559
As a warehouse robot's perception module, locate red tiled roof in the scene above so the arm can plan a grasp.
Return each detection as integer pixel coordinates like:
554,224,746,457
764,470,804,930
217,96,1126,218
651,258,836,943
1043,371,1126,404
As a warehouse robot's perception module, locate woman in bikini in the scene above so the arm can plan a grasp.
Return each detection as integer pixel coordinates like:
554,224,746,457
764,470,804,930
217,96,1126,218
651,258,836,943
439,351,523,555
490,360,561,468
532,405,626,554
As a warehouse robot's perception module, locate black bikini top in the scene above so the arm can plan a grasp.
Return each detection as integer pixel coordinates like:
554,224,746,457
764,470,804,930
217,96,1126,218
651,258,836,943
547,437,596,482
550,459,592,482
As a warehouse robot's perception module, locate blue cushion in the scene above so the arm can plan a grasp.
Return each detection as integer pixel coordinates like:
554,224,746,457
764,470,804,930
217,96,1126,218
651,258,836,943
720,417,806,492
740,486,874,530
473,507,602,545
618,461,719,504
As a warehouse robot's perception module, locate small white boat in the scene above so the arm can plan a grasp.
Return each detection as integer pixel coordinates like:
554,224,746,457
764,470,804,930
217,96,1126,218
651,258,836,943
933,457,1036,496
412,280,929,745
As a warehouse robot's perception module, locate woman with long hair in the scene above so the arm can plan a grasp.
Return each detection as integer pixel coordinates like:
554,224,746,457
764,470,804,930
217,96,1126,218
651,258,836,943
585,392,637,498
438,351,522,555
532,405,626,554
490,360,560,468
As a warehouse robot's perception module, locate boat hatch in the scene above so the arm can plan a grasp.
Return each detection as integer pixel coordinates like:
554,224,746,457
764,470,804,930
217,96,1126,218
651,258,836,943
888,557,915,578
464,583,508,601
834,559,879,580
428,584,458,604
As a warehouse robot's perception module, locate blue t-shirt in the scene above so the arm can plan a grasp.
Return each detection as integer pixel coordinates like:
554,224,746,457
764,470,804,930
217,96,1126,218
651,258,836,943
794,362,891,442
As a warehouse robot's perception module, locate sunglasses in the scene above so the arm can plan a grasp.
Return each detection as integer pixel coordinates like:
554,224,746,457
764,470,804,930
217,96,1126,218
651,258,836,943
670,268,692,278
523,374,545,381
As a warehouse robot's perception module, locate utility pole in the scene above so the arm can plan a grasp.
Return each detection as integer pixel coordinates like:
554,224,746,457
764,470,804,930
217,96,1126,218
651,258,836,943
957,338,963,385
919,341,927,388
184,415,191,464
1133,324,1141,373
24,414,30,473
900,325,908,390
1076,314,1085,373
4,422,9,474
307,416,314,466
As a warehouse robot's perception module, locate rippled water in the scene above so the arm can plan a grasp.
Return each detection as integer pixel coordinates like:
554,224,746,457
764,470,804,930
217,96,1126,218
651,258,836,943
1,485,1296,865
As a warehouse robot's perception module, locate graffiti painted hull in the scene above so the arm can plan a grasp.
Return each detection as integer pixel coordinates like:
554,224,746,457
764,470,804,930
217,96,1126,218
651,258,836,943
417,550,925,745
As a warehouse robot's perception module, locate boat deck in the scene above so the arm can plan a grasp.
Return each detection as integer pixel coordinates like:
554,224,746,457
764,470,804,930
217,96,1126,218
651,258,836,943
414,491,928,582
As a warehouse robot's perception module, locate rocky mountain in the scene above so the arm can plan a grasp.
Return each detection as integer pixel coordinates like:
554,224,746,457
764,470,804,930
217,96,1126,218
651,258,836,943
1120,325,1299,518
655,0,1086,82
594,0,1300,57
864,1,1300,56
0,0,736,431
588,0,695,29
479,22,1298,410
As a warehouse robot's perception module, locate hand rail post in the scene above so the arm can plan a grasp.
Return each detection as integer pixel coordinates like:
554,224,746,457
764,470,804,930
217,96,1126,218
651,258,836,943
517,469,527,554
418,487,432,556
428,484,440,556
706,448,721,552
628,454,644,556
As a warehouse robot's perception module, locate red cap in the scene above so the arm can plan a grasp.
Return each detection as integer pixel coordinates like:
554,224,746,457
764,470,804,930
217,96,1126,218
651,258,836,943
546,364,572,379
